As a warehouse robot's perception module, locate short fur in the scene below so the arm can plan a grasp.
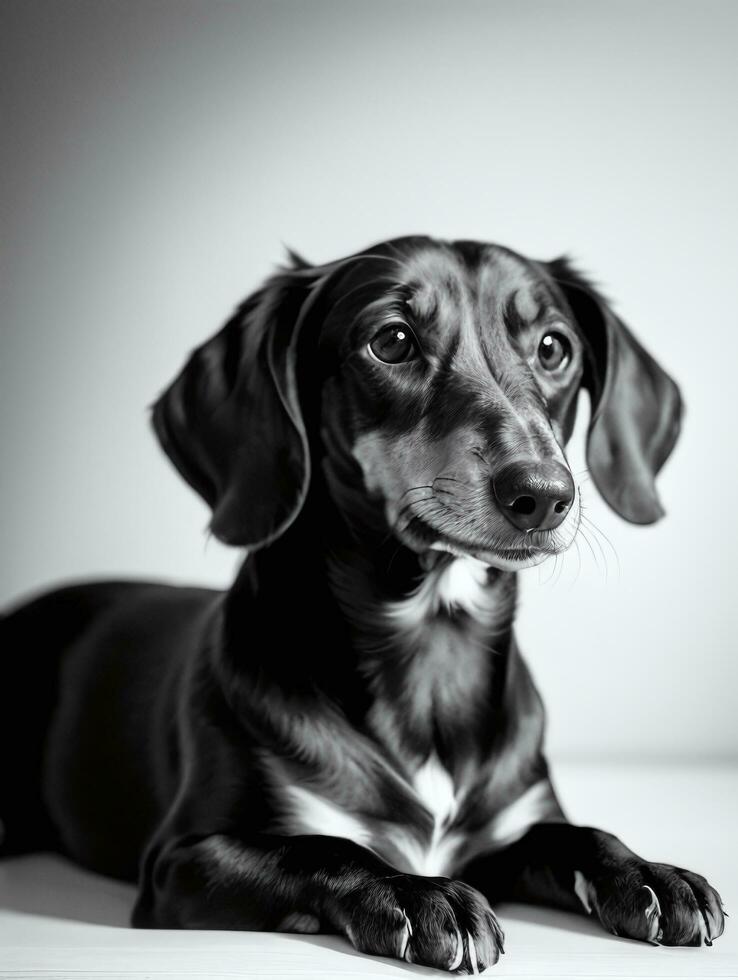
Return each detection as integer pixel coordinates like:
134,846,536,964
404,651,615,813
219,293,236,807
1,237,722,972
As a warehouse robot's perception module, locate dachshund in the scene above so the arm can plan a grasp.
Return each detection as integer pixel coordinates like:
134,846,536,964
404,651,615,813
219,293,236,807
1,237,725,973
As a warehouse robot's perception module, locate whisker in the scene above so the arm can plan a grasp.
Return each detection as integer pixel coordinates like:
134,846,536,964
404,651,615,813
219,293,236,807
582,521,610,580
432,475,467,485
578,524,602,576
580,512,620,579
541,552,559,586
395,497,447,538
568,537,582,590
398,484,434,502
552,547,567,588
395,493,434,525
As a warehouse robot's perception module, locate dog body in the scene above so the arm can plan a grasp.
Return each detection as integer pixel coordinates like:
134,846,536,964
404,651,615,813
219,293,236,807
1,238,724,971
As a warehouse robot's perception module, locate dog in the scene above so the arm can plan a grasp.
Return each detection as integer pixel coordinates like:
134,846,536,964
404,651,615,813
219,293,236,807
1,236,725,972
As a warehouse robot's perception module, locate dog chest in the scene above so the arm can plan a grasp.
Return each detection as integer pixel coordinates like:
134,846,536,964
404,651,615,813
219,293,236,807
275,752,463,876
269,750,555,878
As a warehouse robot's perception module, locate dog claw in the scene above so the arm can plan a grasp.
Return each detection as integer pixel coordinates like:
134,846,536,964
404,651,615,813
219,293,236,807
466,931,479,974
448,924,464,972
699,906,714,946
573,869,595,915
393,907,413,961
642,885,662,942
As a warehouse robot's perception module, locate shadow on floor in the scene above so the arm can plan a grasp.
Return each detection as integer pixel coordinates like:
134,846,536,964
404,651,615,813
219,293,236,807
0,853,135,926
497,901,608,937
0,853,605,947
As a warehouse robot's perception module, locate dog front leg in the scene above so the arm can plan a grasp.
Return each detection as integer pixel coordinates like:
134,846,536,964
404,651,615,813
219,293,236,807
133,832,504,972
463,822,725,947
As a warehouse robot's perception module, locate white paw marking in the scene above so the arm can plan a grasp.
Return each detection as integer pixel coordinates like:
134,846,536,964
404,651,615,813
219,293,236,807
467,931,479,974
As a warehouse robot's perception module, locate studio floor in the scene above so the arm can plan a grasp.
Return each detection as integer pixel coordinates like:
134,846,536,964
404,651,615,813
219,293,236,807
2,765,737,979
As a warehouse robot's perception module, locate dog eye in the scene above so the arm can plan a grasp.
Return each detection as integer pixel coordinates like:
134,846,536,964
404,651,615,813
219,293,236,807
368,324,418,364
538,332,571,372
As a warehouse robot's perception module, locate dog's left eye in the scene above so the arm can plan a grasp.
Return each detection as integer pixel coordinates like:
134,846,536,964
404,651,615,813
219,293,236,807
538,332,571,372
368,324,418,364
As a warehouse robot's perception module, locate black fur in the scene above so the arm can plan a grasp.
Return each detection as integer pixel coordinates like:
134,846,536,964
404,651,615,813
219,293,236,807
1,237,723,972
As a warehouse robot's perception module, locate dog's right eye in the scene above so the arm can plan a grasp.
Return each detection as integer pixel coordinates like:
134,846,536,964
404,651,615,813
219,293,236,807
368,324,418,364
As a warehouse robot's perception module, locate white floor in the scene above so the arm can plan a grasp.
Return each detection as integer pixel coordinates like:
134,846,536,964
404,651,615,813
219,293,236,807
2,765,737,979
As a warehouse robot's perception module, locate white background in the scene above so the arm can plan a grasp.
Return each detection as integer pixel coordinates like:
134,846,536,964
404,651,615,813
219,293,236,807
2,0,736,763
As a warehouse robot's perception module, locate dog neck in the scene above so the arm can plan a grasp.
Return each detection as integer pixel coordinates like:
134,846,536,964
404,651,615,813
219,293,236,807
225,479,518,766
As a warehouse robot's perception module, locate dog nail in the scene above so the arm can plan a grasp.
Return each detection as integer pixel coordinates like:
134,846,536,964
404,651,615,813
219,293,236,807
642,886,662,942
466,931,479,974
448,924,464,972
393,907,413,960
573,869,594,915
701,906,716,943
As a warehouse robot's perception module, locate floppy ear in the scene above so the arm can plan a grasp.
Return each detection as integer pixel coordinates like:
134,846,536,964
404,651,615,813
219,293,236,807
545,258,682,524
152,259,330,548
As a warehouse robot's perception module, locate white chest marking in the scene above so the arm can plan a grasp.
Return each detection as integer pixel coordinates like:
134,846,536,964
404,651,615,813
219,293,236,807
384,754,462,876
280,784,374,848
386,557,495,631
486,779,559,848
279,755,463,877
413,753,458,827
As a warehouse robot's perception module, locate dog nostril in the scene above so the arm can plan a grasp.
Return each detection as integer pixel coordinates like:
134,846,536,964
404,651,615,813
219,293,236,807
554,500,569,514
510,495,537,516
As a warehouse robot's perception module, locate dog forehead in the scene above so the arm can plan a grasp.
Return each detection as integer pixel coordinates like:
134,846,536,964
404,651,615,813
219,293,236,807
477,250,547,319
400,244,547,332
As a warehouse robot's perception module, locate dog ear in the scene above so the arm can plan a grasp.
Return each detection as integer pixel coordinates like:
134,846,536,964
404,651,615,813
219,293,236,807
152,259,332,549
545,258,682,524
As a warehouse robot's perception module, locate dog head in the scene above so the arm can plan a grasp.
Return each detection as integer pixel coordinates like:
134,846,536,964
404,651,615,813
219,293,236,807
152,237,681,569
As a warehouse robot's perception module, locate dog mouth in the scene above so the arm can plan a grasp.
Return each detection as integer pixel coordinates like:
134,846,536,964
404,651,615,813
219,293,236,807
401,514,570,570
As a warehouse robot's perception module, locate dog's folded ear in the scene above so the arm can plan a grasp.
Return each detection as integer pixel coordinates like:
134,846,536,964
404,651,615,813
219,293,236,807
152,259,330,549
545,258,682,524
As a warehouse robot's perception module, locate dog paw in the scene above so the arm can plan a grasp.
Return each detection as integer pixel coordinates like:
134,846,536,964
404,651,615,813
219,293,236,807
340,874,504,973
573,862,726,946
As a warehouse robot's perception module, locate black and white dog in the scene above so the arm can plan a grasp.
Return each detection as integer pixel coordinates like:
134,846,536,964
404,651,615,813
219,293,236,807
1,237,724,972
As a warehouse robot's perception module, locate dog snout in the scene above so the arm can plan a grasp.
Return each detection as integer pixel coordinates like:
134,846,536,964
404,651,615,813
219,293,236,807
493,460,575,532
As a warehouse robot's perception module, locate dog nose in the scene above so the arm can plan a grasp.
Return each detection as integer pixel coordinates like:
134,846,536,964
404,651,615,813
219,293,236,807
493,461,575,532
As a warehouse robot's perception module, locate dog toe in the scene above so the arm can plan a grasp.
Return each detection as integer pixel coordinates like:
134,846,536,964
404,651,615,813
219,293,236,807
580,862,725,948
343,874,503,972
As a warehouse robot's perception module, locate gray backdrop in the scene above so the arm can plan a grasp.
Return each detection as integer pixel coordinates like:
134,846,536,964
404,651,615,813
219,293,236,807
2,0,736,762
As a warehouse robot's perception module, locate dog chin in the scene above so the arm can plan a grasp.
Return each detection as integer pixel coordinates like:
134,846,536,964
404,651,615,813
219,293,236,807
396,515,570,571
428,541,553,571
